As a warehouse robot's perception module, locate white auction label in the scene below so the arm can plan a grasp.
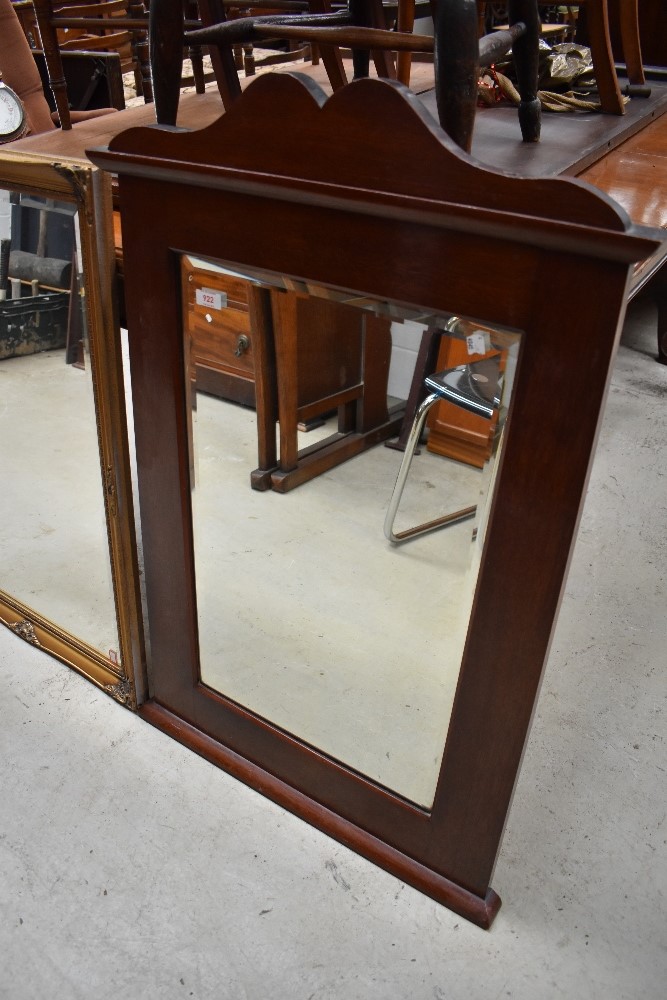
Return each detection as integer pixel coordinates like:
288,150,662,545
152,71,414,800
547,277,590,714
466,331,490,356
196,287,227,310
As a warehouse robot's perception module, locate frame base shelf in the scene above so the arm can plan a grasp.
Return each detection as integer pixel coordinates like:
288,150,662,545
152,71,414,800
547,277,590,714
139,700,502,929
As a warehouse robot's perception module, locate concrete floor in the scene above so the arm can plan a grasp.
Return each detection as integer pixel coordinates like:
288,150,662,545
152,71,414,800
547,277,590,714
0,348,118,657
1,296,666,999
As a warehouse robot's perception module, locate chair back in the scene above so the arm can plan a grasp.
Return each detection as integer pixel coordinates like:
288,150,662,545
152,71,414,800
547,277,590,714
0,0,56,135
31,0,152,129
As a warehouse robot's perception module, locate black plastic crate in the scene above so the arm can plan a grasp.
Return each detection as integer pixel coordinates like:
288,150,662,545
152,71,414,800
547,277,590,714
0,291,70,360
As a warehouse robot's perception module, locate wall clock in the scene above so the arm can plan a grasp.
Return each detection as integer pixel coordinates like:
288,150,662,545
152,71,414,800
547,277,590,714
0,74,28,143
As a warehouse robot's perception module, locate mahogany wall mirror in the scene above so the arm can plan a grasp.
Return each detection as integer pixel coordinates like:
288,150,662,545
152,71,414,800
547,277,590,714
0,151,142,706
90,74,659,927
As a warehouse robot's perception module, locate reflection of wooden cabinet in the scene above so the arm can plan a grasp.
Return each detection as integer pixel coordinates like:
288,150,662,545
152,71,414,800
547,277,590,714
181,258,373,416
181,257,400,491
182,257,256,406
426,334,500,469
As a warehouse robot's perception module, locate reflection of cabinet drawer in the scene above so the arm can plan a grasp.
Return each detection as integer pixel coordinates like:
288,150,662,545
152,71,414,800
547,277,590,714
188,307,253,375
181,258,387,425
182,257,256,406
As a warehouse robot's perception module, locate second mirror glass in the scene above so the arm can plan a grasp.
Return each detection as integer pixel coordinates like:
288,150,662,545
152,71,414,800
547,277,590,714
0,190,119,662
183,255,520,808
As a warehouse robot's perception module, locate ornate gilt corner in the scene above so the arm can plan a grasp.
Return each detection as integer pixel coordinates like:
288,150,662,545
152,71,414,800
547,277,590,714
52,162,94,227
102,675,133,707
10,619,41,646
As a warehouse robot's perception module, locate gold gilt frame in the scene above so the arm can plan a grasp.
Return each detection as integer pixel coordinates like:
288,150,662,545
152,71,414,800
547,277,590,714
0,150,143,707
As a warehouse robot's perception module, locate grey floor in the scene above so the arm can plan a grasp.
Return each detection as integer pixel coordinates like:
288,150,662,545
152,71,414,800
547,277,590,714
1,296,666,999
0,348,118,657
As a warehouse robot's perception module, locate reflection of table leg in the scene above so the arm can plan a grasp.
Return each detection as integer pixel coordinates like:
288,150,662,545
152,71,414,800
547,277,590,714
272,290,300,474
268,307,403,493
249,288,279,490
66,248,85,368
359,313,394,431
250,291,403,493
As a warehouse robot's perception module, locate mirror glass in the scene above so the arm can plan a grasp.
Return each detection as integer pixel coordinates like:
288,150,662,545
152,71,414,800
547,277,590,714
183,254,520,807
0,188,120,663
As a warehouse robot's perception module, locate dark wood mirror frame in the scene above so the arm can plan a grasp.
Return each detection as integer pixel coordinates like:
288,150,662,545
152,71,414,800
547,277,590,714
90,74,660,928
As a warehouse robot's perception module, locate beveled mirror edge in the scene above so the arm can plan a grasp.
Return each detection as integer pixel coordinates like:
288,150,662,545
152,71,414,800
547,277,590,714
0,149,145,708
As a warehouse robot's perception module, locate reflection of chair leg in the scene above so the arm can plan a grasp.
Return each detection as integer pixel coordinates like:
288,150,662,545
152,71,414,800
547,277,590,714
384,356,501,544
384,390,477,543
65,247,84,367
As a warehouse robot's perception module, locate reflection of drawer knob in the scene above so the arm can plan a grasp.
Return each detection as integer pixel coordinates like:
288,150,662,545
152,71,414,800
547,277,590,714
234,334,250,357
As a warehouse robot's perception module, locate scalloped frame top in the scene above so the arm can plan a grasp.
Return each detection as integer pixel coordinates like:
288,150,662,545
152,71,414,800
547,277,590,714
105,73,639,238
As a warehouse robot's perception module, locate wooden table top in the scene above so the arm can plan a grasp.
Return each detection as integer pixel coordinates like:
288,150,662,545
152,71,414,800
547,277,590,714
578,116,667,229
7,66,667,234
9,89,226,163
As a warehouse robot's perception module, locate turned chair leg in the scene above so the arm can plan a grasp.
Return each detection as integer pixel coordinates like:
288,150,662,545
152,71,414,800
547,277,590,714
508,0,541,142
434,0,479,153
618,0,645,86
396,0,416,86
189,43,207,93
149,0,184,125
584,0,625,114
434,0,541,151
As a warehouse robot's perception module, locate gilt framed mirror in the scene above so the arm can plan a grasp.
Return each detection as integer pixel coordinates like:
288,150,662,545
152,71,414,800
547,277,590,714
0,150,143,706
90,74,659,926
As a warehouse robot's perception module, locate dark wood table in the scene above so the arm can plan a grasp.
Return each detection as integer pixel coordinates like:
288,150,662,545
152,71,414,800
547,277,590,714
11,63,667,180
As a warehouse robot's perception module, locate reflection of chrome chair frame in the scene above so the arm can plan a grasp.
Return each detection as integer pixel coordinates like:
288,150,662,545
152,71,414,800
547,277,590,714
384,354,502,544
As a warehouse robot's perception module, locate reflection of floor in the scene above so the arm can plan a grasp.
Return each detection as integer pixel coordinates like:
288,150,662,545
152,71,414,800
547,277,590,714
0,336,486,806
191,394,483,807
0,349,119,657
0,339,486,805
